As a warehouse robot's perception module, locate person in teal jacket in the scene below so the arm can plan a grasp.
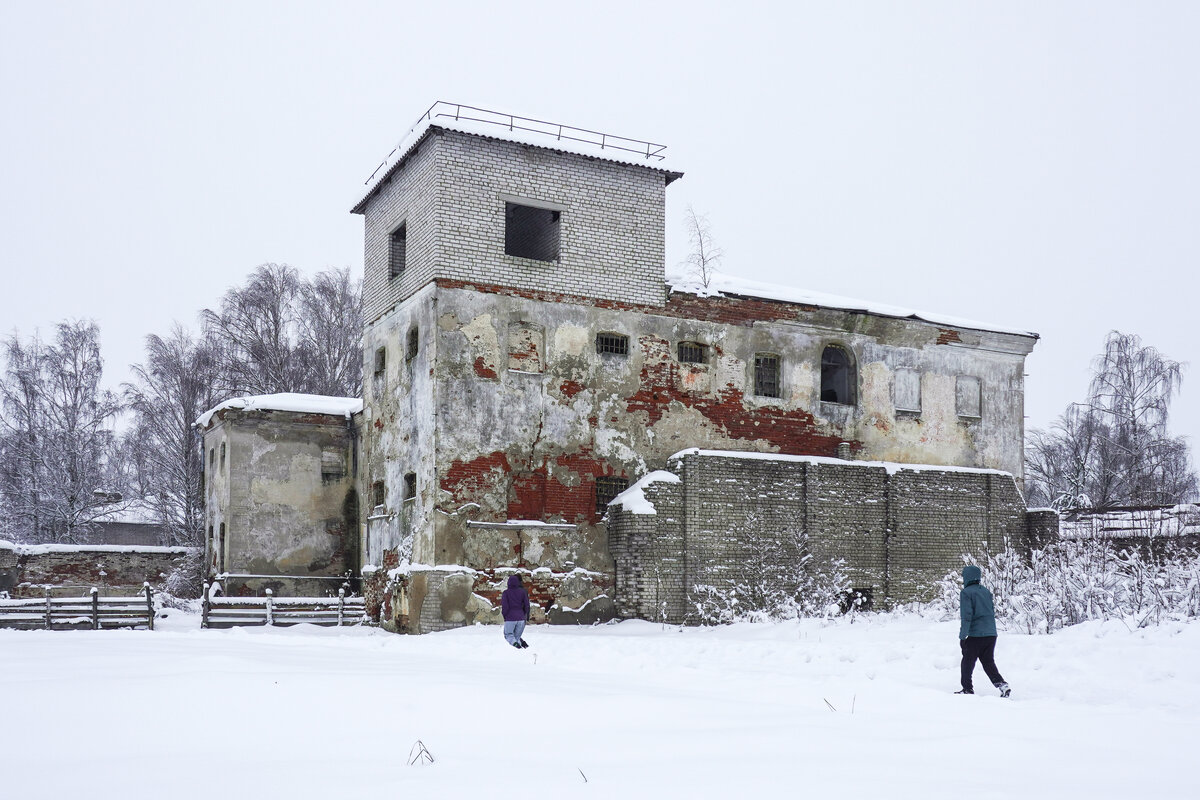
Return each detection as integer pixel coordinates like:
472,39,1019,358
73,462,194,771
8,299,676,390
958,565,1011,697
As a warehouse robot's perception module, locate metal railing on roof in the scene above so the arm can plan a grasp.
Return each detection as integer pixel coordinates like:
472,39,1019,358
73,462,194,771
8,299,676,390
366,101,668,186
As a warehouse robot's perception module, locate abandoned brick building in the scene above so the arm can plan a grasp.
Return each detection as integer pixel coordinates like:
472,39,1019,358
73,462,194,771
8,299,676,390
197,103,1040,632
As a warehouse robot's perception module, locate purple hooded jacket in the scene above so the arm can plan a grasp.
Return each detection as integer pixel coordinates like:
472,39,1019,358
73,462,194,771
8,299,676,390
501,575,530,622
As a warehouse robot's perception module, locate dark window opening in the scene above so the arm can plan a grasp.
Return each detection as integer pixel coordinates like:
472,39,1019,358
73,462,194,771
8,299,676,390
373,346,386,377
371,480,385,508
217,523,226,574
388,223,407,279
209,448,214,468
595,476,629,516
407,328,419,362
754,354,780,398
403,472,417,502
220,442,226,471
596,332,629,356
820,345,855,405
505,202,561,262
678,341,708,364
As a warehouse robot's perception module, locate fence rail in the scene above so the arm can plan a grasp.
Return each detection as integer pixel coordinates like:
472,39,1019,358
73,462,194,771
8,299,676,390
0,584,155,630
201,584,368,629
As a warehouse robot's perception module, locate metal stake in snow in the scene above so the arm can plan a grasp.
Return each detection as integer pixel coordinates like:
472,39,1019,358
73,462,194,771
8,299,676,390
407,740,435,766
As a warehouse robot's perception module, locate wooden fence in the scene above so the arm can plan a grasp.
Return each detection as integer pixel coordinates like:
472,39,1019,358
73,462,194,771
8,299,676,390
0,584,155,630
201,584,368,629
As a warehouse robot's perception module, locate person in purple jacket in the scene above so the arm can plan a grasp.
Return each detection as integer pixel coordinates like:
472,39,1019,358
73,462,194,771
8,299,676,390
501,574,530,649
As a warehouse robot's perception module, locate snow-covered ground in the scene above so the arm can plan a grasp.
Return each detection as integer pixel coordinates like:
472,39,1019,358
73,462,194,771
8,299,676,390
2,612,1194,798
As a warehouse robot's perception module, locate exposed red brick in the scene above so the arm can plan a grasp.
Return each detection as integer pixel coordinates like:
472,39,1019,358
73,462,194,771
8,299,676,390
473,357,498,380
508,471,546,519
625,334,849,457
937,328,962,345
442,451,512,506
559,379,585,399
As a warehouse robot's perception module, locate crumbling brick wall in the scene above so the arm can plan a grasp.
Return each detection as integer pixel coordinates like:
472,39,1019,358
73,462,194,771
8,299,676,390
0,542,194,597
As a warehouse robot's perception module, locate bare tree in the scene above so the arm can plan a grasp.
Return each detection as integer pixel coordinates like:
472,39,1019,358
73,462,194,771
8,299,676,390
123,325,222,546
202,263,362,397
1026,331,1197,510
682,206,722,290
0,321,122,543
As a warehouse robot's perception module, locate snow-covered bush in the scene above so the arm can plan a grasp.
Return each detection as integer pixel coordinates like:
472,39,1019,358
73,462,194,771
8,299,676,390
936,540,1200,634
164,547,204,598
691,554,850,624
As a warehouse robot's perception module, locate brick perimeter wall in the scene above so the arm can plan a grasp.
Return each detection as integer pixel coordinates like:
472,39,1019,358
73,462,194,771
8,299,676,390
608,454,1031,623
0,544,195,597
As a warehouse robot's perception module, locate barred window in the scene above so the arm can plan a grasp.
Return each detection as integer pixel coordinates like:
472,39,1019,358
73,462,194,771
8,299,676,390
678,341,707,364
595,332,629,356
754,354,780,398
595,476,629,515
388,223,407,279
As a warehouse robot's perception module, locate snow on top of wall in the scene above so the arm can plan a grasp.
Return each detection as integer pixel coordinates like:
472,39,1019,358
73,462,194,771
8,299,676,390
195,393,363,428
666,269,1038,339
353,114,678,212
92,498,161,526
667,448,1014,478
1060,504,1200,540
0,540,195,555
609,470,682,515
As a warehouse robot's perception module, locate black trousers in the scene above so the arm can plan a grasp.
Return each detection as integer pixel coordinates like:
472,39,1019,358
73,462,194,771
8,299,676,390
960,635,1005,692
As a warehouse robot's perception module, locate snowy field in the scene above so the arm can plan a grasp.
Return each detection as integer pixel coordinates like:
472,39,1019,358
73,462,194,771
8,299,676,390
1,612,1195,799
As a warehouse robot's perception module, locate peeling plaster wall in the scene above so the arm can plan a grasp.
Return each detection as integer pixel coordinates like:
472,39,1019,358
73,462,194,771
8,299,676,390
201,410,358,595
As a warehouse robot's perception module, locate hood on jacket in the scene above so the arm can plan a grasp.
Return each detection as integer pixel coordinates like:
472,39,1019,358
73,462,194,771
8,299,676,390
962,565,982,586
507,575,523,590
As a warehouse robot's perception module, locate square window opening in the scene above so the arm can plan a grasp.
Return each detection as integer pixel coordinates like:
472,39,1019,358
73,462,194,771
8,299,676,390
505,202,561,262
754,354,781,398
596,332,629,357
595,476,629,516
389,223,407,279
678,341,708,364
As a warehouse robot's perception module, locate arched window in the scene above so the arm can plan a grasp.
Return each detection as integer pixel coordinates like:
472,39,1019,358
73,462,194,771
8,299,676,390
820,345,855,405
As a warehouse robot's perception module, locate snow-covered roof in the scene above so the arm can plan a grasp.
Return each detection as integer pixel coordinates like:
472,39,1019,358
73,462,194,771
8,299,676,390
608,470,682,516
352,107,681,213
195,393,363,428
667,448,1014,478
1060,504,1200,540
93,498,161,526
666,269,1039,339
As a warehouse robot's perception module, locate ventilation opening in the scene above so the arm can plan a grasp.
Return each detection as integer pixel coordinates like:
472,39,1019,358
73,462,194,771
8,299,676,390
678,341,708,364
407,327,418,362
820,345,855,404
596,332,629,356
595,476,629,516
754,353,780,398
389,223,407,279
505,202,561,262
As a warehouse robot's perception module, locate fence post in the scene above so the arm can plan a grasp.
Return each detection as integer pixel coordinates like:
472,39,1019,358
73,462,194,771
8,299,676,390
144,583,154,631
44,586,52,629
338,587,345,626
202,582,210,629
265,588,274,626
91,587,99,630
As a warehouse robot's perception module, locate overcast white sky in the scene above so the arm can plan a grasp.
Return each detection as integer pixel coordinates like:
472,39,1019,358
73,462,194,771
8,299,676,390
1,1,1197,450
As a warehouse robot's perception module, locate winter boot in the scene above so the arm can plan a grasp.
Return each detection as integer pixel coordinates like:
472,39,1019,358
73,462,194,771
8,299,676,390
954,689,974,695
519,639,529,648
997,682,1011,698
511,642,522,649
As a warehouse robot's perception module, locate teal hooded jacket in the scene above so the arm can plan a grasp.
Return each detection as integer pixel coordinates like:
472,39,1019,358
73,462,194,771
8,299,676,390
959,565,997,639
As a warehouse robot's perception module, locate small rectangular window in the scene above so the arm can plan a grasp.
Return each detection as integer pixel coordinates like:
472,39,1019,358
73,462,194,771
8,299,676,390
407,328,419,362
505,202,561,262
373,346,386,377
403,472,417,502
677,341,707,364
321,449,346,482
894,368,921,413
754,354,780,398
596,332,629,356
595,476,629,516
371,480,385,508
220,443,226,471
956,376,982,418
389,223,407,279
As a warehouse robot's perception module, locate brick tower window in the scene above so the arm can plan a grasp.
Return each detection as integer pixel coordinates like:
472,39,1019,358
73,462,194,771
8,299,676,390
595,476,629,516
389,223,407,279
505,202,561,262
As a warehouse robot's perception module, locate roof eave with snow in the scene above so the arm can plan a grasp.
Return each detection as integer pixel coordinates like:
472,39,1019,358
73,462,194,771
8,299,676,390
195,393,364,429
